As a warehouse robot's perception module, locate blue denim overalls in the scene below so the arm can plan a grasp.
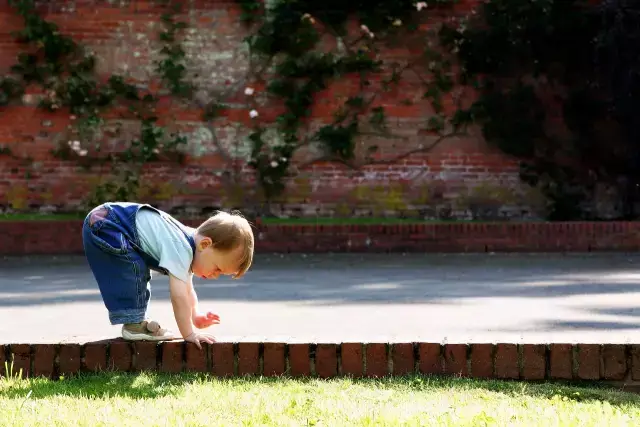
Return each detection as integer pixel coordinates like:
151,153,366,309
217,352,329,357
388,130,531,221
82,202,196,324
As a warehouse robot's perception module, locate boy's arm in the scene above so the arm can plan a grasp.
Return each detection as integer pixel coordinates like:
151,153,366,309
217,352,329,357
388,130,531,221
187,277,221,329
168,273,194,339
169,274,216,350
186,274,199,319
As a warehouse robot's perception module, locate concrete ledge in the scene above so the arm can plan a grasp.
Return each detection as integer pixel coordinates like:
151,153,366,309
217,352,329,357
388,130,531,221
2,220,640,255
2,341,640,387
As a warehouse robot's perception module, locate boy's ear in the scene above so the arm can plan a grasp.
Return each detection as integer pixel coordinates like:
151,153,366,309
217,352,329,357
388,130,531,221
199,236,213,250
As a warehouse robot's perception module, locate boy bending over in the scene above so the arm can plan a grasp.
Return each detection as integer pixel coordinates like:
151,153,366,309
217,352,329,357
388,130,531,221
82,202,254,349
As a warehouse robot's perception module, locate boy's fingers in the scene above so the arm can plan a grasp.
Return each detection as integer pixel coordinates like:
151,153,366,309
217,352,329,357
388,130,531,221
202,333,216,342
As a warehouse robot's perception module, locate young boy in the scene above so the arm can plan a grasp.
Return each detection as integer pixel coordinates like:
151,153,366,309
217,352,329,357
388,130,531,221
81,201,254,350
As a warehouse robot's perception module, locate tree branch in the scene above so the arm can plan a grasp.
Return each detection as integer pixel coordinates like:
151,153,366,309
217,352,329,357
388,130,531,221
296,131,466,170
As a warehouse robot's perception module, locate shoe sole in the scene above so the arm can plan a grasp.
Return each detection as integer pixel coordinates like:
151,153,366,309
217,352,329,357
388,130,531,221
122,328,176,341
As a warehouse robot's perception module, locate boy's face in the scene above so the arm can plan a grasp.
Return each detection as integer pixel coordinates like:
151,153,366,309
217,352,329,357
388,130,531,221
192,236,243,280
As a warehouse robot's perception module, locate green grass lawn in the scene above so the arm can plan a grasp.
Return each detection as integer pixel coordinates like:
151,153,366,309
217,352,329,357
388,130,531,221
1,372,639,426
0,213,86,221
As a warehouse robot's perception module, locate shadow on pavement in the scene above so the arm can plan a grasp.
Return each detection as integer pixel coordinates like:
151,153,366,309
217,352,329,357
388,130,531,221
1,253,640,306
2,253,640,333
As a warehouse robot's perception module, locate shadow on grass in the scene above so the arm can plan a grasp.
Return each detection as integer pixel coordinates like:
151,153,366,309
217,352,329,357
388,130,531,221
1,372,640,409
0,371,208,400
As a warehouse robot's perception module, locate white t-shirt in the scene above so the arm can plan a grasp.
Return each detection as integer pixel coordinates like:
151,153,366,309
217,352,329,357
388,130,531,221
135,208,195,283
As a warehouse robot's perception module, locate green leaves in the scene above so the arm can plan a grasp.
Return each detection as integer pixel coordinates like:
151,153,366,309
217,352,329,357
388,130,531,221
2,0,193,203
317,121,359,160
156,3,193,98
233,0,462,202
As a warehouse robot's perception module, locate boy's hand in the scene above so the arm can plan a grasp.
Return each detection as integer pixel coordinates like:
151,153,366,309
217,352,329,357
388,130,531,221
184,331,216,350
193,311,220,329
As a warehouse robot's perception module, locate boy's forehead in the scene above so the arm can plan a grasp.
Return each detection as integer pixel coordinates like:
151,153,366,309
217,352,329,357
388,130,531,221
227,244,246,258
219,260,240,274
219,248,244,268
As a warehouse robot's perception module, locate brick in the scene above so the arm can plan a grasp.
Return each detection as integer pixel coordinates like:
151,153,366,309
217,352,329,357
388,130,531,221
160,341,184,373
186,342,208,372
133,341,158,371
83,343,107,372
5,218,640,255
494,344,519,379
0,345,5,377
632,345,640,381
577,344,601,380
521,344,546,380
549,344,573,379
238,343,260,376
288,344,311,377
365,343,388,378
341,343,363,377
392,343,415,376
315,344,338,378
109,341,133,372
444,344,468,376
602,344,627,380
263,343,285,377
58,344,82,376
9,344,30,378
418,343,443,375
33,344,56,378
211,343,234,377
470,344,493,378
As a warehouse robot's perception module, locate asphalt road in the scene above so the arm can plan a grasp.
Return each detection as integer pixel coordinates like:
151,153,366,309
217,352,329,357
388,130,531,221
1,253,640,344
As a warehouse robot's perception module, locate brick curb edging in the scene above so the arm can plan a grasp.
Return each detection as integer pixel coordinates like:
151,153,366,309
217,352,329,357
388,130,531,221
2,220,640,255
2,341,639,386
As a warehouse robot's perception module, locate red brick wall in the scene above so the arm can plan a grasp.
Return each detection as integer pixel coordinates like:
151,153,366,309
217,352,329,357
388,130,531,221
1,220,639,255
3,339,639,386
0,0,535,219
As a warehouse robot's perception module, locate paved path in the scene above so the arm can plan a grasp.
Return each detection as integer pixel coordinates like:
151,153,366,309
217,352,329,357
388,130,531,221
1,253,640,344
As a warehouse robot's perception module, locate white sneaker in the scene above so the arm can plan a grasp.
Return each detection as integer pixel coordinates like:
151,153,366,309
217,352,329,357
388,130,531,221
121,320,175,341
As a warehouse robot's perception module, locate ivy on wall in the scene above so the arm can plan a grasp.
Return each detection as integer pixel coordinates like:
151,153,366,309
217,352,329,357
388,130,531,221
234,0,465,206
1,0,192,206
8,0,623,220
1,0,468,214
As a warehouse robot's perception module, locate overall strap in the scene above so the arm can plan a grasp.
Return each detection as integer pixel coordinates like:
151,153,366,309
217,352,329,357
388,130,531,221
159,212,197,255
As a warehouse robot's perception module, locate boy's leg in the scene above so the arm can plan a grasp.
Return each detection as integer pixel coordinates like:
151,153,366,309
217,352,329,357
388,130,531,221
82,206,174,340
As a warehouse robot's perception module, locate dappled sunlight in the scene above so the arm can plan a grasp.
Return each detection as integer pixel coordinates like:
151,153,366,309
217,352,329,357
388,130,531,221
517,279,583,287
351,282,403,291
524,272,640,285
486,303,640,338
0,288,101,303
590,272,640,283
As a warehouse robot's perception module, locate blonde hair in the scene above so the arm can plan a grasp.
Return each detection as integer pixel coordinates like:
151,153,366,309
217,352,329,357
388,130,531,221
196,210,255,279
